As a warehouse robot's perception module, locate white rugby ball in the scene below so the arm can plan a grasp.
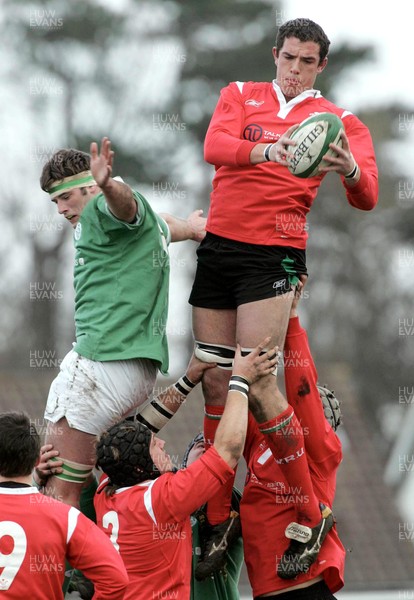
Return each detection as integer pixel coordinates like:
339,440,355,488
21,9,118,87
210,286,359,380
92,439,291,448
287,113,344,178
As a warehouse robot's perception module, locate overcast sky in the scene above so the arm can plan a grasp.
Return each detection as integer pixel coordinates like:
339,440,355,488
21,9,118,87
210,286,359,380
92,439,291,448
284,0,413,110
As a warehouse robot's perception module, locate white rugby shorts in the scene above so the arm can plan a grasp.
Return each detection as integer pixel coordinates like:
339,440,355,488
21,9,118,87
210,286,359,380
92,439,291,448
44,349,157,435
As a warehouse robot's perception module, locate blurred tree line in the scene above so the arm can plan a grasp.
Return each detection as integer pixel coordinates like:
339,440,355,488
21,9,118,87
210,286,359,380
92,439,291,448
0,0,413,438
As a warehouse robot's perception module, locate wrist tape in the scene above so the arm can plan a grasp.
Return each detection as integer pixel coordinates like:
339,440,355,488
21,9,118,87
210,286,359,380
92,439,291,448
228,375,250,400
174,374,196,396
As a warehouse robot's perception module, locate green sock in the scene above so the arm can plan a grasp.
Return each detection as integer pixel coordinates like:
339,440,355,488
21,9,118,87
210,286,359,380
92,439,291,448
79,475,98,523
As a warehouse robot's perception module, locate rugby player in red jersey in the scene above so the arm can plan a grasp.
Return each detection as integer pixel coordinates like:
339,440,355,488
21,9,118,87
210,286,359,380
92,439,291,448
189,17,377,578
0,412,128,599
241,292,345,597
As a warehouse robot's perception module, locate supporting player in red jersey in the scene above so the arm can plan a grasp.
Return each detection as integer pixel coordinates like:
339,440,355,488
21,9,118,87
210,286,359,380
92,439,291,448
93,339,278,600
0,412,128,599
189,16,377,577
242,298,345,596
206,299,345,596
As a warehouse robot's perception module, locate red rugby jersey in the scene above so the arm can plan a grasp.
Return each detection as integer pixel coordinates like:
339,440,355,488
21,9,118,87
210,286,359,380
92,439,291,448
240,317,345,597
0,486,128,599
205,80,378,247
94,446,234,600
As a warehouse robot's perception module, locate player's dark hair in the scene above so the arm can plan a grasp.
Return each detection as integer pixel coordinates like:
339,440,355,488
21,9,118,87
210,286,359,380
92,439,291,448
40,148,91,193
276,18,331,63
0,412,41,478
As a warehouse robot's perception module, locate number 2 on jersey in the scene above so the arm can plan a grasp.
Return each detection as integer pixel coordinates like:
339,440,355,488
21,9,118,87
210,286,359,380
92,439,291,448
102,511,120,552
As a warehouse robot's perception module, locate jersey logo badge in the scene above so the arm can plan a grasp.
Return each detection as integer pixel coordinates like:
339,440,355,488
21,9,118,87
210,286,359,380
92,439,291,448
245,99,264,107
74,222,82,241
243,124,263,142
257,448,272,465
273,279,288,290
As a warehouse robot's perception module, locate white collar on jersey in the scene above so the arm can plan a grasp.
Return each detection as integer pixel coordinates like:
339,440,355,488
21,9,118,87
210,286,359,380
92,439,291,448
0,486,39,495
115,480,153,494
272,80,322,119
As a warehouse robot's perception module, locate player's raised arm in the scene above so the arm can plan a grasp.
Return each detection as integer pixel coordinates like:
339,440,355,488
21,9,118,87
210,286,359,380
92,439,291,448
90,137,137,222
284,280,342,465
136,353,216,433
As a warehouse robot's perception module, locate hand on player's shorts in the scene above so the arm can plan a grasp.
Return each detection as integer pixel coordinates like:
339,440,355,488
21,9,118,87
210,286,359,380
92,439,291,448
187,209,207,242
185,353,217,385
34,444,63,486
290,274,308,318
232,338,279,384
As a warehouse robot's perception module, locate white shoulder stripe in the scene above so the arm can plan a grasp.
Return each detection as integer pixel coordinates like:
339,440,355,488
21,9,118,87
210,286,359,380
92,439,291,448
341,110,353,118
67,507,80,543
143,480,157,525
97,476,110,494
235,81,244,94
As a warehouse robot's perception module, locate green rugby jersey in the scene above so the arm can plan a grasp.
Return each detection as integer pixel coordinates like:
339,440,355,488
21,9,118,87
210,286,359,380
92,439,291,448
73,190,170,373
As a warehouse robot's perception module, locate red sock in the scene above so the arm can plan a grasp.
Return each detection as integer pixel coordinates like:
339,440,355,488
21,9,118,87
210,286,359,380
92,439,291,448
259,405,321,527
204,405,236,525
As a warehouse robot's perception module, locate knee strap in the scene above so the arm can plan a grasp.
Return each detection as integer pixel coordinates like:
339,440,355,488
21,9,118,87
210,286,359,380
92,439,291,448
195,342,236,370
50,457,94,484
195,342,280,375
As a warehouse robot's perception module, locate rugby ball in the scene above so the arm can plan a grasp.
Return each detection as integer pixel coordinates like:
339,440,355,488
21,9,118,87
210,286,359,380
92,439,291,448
287,113,344,178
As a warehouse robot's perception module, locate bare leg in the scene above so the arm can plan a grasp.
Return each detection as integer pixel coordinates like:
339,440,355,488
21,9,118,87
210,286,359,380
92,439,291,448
236,292,294,420
192,306,237,528
44,418,96,509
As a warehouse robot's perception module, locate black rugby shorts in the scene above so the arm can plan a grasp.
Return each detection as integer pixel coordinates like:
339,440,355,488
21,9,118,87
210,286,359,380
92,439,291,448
189,233,307,309
254,580,337,600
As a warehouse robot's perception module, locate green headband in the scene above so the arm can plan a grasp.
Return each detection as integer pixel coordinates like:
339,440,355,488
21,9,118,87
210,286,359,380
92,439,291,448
48,170,96,199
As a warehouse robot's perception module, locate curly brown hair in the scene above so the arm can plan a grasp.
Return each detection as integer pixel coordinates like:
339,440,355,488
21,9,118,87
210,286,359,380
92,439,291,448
40,148,91,193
